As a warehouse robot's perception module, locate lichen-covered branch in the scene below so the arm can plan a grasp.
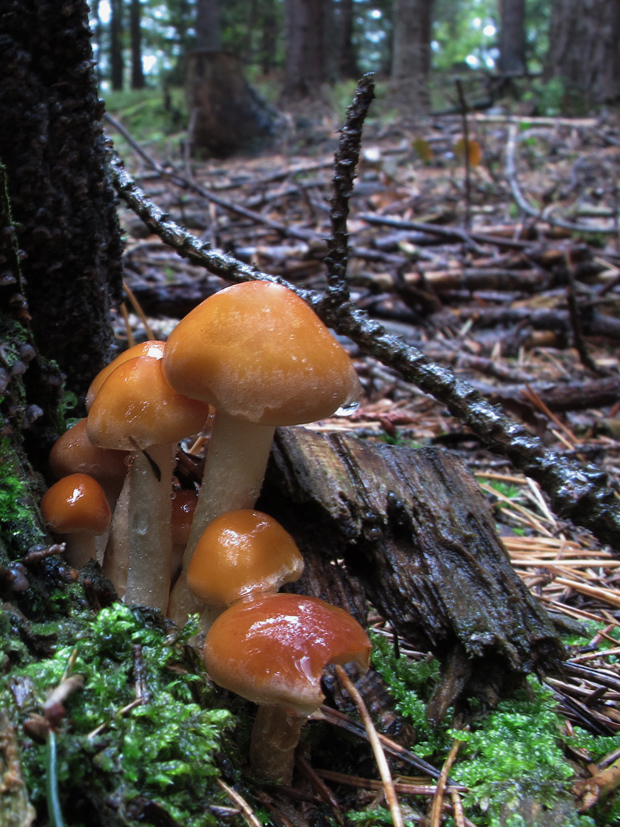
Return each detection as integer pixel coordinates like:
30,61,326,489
108,154,620,554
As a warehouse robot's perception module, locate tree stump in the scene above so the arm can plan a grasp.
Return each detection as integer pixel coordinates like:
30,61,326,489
259,427,565,720
186,51,276,157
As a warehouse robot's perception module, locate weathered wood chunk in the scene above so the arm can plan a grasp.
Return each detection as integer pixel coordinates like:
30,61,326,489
260,426,565,719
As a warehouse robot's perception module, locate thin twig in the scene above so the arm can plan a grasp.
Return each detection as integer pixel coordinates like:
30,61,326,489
429,735,465,827
216,779,263,827
335,665,404,827
324,72,375,308
455,80,472,230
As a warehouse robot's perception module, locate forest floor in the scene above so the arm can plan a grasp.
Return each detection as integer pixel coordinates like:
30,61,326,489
65,99,620,825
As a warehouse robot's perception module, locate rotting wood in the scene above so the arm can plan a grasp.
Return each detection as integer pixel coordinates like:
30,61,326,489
259,426,565,721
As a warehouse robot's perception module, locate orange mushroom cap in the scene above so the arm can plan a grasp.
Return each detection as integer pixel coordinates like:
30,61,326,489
87,355,210,451
187,509,304,606
40,473,111,535
86,340,166,411
49,418,128,483
163,281,361,426
204,593,371,716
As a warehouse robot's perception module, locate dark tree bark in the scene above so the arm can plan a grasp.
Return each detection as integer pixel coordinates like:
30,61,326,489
110,0,124,90
259,0,280,74
0,0,124,463
260,427,565,718
497,0,526,76
130,0,145,89
390,0,434,113
337,0,359,79
281,0,325,99
544,0,620,105
196,0,222,52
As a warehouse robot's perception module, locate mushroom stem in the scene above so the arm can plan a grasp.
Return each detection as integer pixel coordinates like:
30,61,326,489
123,443,175,610
168,410,275,626
250,705,305,785
103,473,131,597
64,534,101,569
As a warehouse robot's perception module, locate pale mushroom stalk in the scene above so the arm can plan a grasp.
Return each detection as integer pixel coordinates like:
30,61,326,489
123,443,176,608
168,412,275,625
250,706,306,785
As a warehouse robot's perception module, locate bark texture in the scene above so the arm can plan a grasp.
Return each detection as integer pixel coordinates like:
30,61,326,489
281,0,325,99
390,0,434,113
0,0,123,418
187,51,275,156
498,0,526,75
260,427,565,719
545,0,620,104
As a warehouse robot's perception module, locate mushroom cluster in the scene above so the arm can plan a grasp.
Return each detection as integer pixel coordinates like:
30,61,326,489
40,281,370,784
188,509,371,783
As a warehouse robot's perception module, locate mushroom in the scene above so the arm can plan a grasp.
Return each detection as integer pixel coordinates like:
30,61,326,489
203,593,371,784
49,417,129,509
85,340,165,411
186,509,304,609
40,473,111,568
163,281,361,625
87,354,210,609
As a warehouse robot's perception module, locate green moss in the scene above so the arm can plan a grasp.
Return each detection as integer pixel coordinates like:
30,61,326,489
3,604,233,827
371,633,620,827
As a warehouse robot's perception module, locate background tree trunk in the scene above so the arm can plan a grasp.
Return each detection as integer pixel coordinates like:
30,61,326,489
281,0,325,99
196,0,222,52
389,0,434,114
337,0,359,80
544,0,620,105
498,0,526,75
0,0,123,464
110,0,125,90
130,0,145,89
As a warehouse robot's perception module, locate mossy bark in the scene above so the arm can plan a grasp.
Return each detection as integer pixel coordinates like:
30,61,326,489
0,0,123,415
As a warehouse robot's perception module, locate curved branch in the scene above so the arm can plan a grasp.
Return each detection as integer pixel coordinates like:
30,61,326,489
108,153,620,553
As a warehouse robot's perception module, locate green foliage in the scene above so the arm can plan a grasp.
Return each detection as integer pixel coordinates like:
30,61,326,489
104,87,188,152
3,604,232,827
371,633,620,827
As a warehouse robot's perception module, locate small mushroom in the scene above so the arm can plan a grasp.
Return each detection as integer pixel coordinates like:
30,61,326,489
204,593,371,783
87,354,210,609
186,509,304,608
49,417,128,510
85,340,165,411
40,473,111,568
163,281,361,625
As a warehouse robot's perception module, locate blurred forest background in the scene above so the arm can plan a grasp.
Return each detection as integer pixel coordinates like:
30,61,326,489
93,0,620,156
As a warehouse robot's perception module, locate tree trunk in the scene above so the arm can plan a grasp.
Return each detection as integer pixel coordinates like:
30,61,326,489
110,0,124,90
130,0,145,89
389,0,434,114
497,0,526,76
337,0,359,79
0,0,123,465
186,51,275,156
544,0,620,105
196,0,222,52
281,0,325,99
259,0,280,74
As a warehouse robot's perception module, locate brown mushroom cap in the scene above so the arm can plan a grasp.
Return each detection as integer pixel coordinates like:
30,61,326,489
87,355,210,451
187,509,304,606
204,593,371,716
49,418,128,483
40,473,111,535
162,281,361,426
86,340,165,411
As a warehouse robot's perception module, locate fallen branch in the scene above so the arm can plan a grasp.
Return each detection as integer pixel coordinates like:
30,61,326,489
107,130,620,555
